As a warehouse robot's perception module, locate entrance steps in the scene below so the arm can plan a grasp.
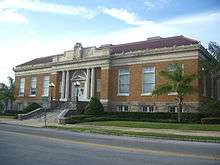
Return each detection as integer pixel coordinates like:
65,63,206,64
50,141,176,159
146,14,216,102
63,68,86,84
17,101,88,124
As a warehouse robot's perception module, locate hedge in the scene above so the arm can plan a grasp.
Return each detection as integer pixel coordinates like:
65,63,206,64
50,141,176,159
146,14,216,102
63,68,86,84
65,112,209,124
201,117,220,124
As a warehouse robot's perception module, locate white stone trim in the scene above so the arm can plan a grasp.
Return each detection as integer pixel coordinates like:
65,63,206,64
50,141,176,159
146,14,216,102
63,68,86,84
86,68,91,98
65,70,70,100
61,71,65,100
90,68,95,97
168,92,178,96
117,93,129,96
141,93,152,96
111,50,198,67
100,99,109,103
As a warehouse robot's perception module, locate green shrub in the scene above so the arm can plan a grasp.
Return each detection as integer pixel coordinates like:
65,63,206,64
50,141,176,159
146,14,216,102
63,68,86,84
65,112,208,124
23,102,41,113
201,98,220,117
201,117,220,124
84,97,104,115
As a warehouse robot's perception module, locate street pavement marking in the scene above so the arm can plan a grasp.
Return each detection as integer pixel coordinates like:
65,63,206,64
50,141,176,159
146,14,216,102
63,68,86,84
1,129,220,161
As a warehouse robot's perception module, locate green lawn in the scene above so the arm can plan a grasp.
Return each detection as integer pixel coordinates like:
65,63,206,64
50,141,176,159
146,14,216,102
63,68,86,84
81,121,220,131
48,125,220,143
0,115,16,119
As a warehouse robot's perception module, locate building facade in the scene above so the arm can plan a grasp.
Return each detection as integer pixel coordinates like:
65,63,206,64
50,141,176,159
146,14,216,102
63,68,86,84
13,36,219,112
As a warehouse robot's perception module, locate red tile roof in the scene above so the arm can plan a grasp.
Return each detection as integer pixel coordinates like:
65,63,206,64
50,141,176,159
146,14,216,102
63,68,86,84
16,55,57,67
108,35,199,54
16,36,199,67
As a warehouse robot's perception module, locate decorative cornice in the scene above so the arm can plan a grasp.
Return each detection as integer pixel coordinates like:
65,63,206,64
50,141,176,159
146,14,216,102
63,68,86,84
14,44,201,76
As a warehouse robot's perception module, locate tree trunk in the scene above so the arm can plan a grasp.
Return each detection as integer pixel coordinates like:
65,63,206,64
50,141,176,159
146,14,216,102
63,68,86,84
177,97,183,123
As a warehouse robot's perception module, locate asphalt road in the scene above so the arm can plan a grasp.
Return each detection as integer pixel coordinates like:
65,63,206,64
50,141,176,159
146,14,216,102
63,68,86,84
0,123,220,165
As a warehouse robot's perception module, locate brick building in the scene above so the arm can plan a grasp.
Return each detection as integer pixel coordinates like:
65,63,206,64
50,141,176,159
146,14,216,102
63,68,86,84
13,36,220,112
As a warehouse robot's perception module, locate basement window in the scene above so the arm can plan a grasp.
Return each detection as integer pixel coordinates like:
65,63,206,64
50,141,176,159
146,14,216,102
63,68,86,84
142,105,154,112
117,105,128,112
168,106,178,113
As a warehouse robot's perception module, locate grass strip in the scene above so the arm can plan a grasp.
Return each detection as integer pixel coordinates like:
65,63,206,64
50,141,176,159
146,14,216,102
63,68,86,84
0,115,16,119
81,121,220,131
47,125,220,143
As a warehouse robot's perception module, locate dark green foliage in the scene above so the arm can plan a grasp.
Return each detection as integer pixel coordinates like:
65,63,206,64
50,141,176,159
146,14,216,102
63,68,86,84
201,98,220,117
0,102,4,112
201,117,220,124
0,77,15,111
23,102,41,113
65,112,209,124
152,64,197,123
84,97,104,115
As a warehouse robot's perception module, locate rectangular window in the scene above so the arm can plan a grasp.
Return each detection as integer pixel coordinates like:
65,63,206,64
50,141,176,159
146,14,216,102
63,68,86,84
30,77,37,96
168,106,178,113
142,105,154,112
118,69,130,95
19,78,25,96
42,76,49,96
17,103,23,111
142,67,155,95
117,105,128,112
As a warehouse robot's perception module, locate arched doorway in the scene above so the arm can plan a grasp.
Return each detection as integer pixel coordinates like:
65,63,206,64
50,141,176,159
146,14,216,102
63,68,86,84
71,70,87,101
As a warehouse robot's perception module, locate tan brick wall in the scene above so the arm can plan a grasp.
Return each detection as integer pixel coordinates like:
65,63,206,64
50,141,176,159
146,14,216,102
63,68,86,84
15,73,61,103
95,68,101,98
107,59,200,103
50,72,61,100
100,68,111,100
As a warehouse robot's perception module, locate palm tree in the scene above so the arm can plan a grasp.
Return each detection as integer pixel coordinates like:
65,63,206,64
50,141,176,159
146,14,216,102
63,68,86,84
202,41,220,74
202,42,220,99
0,77,15,112
152,64,197,123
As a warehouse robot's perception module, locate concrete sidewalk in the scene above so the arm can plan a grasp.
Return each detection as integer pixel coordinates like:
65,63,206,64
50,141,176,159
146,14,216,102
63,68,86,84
1,118,219,138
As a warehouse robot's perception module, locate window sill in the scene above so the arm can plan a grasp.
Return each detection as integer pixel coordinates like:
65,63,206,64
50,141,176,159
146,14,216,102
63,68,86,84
42,95,49,97
29,95,36,97
18,95,24,97
141,93,152,96
117,93,129,96
168,92,178,96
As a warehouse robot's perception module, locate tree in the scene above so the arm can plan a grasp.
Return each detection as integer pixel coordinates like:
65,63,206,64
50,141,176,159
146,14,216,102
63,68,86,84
152,64,197,123
0,77,15,112
84,97,104,115
202,41,220,74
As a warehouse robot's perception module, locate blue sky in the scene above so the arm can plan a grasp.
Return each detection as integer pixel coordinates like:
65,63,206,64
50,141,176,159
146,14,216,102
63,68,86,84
0,0,220,84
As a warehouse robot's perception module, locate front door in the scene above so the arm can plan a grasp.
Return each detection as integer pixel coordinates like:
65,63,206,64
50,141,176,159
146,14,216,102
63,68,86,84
71,80,87,101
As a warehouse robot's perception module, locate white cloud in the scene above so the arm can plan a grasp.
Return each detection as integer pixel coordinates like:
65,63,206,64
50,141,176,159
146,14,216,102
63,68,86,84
1,5,220,84
144,0,171,10
97,7,220,46
98,6,150,26
0,0,96,22
0,9,27,23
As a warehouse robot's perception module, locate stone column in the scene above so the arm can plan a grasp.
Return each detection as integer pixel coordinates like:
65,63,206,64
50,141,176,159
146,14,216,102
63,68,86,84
90,68,95,97
65,70,70,100
86,68,91,99
61,71,66,100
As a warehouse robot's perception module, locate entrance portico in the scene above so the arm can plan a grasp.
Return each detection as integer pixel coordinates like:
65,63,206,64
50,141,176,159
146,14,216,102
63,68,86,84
60,68,96,102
